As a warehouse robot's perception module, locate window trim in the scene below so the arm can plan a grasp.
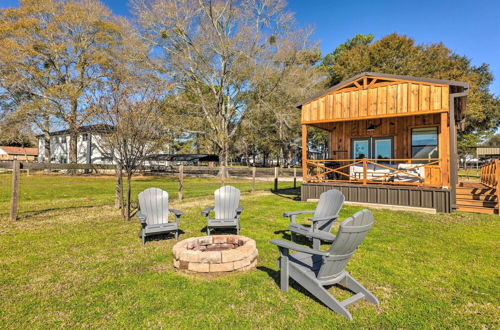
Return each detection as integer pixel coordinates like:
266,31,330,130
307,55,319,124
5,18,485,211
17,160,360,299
410,126,439,160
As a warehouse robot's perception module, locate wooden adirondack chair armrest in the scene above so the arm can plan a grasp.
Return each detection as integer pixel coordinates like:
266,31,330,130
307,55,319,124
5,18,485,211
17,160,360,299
283,210,314,224
305,231,336,242
201,206,214,218
169,209,183,222
136,211,147,224
236,206,243,215
269,239,329,256
308,215,338,222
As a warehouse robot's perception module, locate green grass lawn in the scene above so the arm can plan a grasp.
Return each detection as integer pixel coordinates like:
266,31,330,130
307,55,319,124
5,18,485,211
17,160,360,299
0,172,293,218
0,174,498,328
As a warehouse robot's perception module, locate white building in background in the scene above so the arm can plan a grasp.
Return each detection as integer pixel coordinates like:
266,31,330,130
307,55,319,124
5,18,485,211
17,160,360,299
37,125,115,164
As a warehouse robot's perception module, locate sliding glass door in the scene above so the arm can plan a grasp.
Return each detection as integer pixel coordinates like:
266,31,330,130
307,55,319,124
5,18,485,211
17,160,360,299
351,137,393,160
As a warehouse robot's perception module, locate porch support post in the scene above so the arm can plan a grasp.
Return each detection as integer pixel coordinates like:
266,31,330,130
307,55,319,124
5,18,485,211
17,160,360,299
362,158,367,185
440,112,450,188
302,124,308,181
449,89,468,209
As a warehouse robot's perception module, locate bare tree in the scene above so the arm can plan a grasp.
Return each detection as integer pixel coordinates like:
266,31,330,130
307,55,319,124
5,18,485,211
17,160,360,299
133,0,312,167
93,83,166,220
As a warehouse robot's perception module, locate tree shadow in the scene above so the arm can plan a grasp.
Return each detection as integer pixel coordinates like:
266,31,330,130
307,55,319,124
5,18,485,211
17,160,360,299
17,204,107,220
271,187,301,201
199,225,239,235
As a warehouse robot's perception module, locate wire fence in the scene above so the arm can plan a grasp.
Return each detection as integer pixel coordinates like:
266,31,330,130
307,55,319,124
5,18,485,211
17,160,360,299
0,161,302,220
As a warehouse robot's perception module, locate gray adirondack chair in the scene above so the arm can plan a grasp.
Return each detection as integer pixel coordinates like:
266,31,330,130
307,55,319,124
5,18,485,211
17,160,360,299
136,188,183,245
201,185,243,235
270,209,379,320
285,189,345,249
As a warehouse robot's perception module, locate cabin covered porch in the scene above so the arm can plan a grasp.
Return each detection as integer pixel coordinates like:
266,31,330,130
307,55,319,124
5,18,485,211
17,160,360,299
302,113,450,188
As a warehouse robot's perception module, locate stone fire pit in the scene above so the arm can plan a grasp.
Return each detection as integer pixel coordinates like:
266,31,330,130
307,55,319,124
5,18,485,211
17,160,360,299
173,235,258,273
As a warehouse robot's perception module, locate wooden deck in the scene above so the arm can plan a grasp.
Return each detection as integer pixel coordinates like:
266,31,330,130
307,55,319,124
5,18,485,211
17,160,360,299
456,182,499,214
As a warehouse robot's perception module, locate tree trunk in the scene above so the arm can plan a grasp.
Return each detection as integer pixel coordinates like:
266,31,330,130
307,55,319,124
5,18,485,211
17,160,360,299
43,132,51,163
68,127,78,175
125,172,132,221
115,164,123,209
287,147,292,168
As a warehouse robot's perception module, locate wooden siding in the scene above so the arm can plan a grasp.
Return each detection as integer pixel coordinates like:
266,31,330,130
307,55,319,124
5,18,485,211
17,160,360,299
324,114,442,160
302,81,449,123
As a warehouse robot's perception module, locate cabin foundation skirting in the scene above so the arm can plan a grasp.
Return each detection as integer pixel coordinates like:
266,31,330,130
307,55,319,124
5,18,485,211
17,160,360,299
301,182,451,213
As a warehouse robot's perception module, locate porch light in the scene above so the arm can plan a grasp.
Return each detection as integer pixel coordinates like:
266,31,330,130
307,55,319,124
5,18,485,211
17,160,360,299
367,124,378,132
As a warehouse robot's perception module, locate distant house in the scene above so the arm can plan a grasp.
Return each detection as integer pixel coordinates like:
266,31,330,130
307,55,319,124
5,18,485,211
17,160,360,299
37,124,114,164
0,146,38,162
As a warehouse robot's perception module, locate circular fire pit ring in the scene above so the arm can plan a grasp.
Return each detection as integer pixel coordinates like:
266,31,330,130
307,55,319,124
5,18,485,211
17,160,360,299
173,235,258,273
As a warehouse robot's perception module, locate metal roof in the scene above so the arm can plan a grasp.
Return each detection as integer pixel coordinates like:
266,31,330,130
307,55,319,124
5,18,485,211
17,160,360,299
0,146,38,155
295,72,469,108
146,154,219,162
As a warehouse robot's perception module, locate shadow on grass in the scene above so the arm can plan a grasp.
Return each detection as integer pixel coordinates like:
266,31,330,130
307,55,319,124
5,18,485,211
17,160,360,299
257,265,352,312
271,187,301,201
16,203,109,220
199,226,239,236
273,229,312,246
143,230,186,243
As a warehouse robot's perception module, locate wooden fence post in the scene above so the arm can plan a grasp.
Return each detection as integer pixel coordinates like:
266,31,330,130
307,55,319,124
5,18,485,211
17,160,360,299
293,167,297,189
362,158,367,185
178,165,184,201
274,167,278,191
252,166,256,193
10,160,20,221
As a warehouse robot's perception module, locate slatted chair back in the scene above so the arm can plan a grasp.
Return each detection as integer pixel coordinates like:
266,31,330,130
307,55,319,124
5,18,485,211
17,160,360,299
138,188,170,225
214,185,240,220
313,189,345,231
317,209,374,281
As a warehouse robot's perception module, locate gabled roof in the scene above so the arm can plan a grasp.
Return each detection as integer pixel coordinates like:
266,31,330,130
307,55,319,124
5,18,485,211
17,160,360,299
295,72,469,108
36,124,115,137
0,146,38,156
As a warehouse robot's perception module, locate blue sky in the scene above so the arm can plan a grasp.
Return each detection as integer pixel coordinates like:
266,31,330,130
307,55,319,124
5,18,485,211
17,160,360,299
2,0,500,96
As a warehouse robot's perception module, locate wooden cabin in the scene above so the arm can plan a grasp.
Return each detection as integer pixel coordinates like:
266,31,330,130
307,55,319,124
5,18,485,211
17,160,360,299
297,72,480,213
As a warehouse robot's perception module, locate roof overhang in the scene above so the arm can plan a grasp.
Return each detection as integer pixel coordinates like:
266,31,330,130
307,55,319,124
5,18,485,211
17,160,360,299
295,72,469,108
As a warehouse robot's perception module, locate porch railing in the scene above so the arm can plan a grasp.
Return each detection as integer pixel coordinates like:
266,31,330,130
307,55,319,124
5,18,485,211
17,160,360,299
480,160,500,206
305,158,442,187
480,159,499,188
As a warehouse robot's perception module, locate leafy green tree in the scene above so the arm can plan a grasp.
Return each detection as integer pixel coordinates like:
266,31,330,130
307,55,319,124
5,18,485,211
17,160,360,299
483,134,500,147
0,0,135,165
322,33,500,139
321,33,373,85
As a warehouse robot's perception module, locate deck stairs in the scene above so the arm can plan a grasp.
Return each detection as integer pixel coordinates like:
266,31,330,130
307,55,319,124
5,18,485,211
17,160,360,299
456,182,498,214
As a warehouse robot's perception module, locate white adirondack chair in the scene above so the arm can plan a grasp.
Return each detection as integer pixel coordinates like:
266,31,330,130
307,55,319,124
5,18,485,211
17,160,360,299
201,185,243,235
136,188,183,245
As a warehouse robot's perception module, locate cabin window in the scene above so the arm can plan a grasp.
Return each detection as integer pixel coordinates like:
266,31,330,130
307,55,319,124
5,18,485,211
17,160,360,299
411,127,438,160
82,134,88,141
351,137,393,160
